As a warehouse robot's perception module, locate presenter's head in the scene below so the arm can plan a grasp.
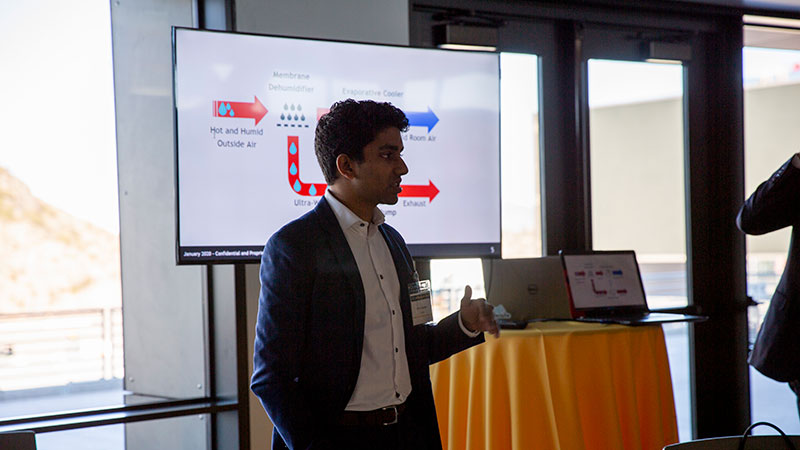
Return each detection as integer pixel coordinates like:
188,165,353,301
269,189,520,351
316,99,409,220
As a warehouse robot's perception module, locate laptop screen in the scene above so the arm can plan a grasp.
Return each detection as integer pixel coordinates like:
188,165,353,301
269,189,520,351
561,251,647,311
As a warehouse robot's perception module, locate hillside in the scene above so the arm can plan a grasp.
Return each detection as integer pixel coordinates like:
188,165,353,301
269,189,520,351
0,167,121,314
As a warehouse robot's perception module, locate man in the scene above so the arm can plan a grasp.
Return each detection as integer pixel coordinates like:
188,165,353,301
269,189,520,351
251,99,499,449
737,152,800,417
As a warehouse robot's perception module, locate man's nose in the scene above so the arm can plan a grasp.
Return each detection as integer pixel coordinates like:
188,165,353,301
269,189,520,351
397,157,409,175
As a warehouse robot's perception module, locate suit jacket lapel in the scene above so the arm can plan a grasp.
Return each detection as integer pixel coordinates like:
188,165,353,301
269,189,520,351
312,198,366,336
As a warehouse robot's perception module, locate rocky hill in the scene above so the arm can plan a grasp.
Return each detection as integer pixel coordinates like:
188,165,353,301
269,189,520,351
0,167,121,314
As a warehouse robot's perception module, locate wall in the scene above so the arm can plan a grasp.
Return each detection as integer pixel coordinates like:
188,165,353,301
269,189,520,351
235,0,409,44
590,97,686,257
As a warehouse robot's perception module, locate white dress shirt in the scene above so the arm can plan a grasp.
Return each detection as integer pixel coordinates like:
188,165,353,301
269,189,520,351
325,191,412,411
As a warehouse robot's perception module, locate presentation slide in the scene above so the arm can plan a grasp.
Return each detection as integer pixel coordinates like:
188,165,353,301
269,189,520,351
174,29,501,263
562,253,646,309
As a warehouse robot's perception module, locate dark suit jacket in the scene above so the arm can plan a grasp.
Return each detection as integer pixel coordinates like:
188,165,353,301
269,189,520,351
737,157,800,382
251,197,484,449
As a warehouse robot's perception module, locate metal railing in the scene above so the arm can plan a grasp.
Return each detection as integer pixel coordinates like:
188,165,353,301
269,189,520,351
0,307,123,392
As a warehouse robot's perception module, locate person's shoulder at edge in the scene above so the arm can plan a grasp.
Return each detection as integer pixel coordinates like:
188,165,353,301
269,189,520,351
792,152,800,169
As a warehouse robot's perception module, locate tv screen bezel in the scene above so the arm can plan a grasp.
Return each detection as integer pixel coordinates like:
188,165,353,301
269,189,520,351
172,27,502,265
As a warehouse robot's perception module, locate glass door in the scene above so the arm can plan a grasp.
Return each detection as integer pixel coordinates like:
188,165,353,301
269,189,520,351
742,16,800,433
586,56,691,441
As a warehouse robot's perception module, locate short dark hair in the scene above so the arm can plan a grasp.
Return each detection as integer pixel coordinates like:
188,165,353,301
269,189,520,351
314,99,409,184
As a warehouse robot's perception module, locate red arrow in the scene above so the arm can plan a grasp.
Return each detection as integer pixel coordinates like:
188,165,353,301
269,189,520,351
213,96,268,125
398,180,439,202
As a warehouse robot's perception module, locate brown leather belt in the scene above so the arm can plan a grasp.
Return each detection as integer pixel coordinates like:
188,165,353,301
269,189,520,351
338,403,407,427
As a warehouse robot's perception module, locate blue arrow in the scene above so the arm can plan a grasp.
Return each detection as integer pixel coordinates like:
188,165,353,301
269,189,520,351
404,107,439,133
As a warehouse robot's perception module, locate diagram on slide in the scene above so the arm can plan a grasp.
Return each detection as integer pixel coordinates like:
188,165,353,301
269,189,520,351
314,106,440,132
208,96,443,201
286,136,326,197
275,103,310,128
213,96,268,125
286,136,440,200
404,107,439,132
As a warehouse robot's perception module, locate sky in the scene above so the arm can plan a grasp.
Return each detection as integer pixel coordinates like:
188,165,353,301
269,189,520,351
2,2,800,238
0,1,119,234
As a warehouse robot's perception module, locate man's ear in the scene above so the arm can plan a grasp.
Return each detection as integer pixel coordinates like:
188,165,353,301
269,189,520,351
336,154,357,180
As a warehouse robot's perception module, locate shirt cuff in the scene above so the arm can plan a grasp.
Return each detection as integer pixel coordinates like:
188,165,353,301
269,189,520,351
792,153,800,169
458,311,482,337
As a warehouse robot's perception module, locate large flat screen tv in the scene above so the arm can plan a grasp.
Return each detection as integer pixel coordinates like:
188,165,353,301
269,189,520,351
173,28,501,264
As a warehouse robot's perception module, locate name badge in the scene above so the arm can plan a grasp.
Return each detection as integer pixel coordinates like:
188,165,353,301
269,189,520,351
408,279,434,326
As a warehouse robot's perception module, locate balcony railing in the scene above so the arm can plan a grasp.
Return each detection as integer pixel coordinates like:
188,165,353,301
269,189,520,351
0,308,123,392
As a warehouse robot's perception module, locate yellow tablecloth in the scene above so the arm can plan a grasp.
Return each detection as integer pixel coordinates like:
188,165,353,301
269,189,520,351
430,321,678,450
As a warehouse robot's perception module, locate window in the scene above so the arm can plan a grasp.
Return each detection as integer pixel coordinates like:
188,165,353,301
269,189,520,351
742,39,800,434
0,0,123,415
588,59,687,309
587,58,691,441
0,3,236,449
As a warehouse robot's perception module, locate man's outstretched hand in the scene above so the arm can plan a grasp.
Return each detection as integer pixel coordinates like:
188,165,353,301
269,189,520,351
460,285,500,338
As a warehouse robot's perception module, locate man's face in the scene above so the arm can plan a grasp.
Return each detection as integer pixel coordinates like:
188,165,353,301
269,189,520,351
350,126,408,206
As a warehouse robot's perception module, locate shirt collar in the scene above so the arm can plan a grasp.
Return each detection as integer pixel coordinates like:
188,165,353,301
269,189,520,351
324,189,386,231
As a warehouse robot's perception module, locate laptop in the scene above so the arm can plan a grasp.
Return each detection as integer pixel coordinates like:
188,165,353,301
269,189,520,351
482,256,573,328
559,250,707,326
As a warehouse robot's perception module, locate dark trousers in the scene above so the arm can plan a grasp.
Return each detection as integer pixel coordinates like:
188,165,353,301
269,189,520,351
324,409,434,450
316,393,437,450
326,421,402,450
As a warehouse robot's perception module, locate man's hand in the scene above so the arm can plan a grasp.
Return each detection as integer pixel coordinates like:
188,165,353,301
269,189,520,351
460,285,500,338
